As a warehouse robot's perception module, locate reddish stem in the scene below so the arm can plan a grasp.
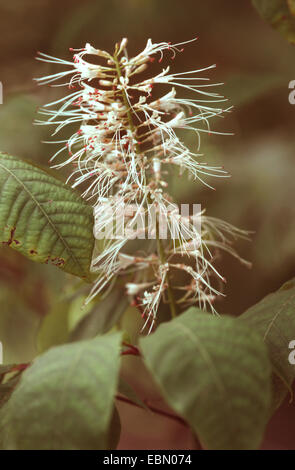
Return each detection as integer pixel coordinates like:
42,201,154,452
12,363,30,372
121,349,140,356
116,394,203,449
121,342,141,356
116,394,187,427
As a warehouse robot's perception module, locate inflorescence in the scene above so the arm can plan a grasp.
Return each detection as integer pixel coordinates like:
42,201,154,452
36,38,250,332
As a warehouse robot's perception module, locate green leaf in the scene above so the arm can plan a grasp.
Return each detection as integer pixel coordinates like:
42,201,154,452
0,333,122,449
240,278,295,409
68,295,94,333
0,153,94,280
70,289,129,340
252,0,295,44
37,301,70,353
0,286,39,363
140,309,271,450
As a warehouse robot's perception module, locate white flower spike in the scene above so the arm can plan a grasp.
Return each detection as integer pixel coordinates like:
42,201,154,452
36,38,249,331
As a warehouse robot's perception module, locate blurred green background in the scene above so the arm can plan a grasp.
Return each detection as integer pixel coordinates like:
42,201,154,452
0,0,295,449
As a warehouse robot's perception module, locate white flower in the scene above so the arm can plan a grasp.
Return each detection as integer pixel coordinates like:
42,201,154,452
36,38,249,328
126,282,155,296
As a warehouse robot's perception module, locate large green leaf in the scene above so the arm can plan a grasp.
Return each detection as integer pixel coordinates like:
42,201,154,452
240,278,295,409
0,333,122,449
0,153,94,280
140,310,271,450
252,0,295,44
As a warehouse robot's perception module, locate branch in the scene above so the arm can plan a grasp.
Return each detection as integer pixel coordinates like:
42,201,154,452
121,342,141,357
116,394,203,449
116,394,187,426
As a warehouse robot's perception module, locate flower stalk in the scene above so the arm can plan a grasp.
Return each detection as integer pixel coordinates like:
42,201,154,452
156,217,177,318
